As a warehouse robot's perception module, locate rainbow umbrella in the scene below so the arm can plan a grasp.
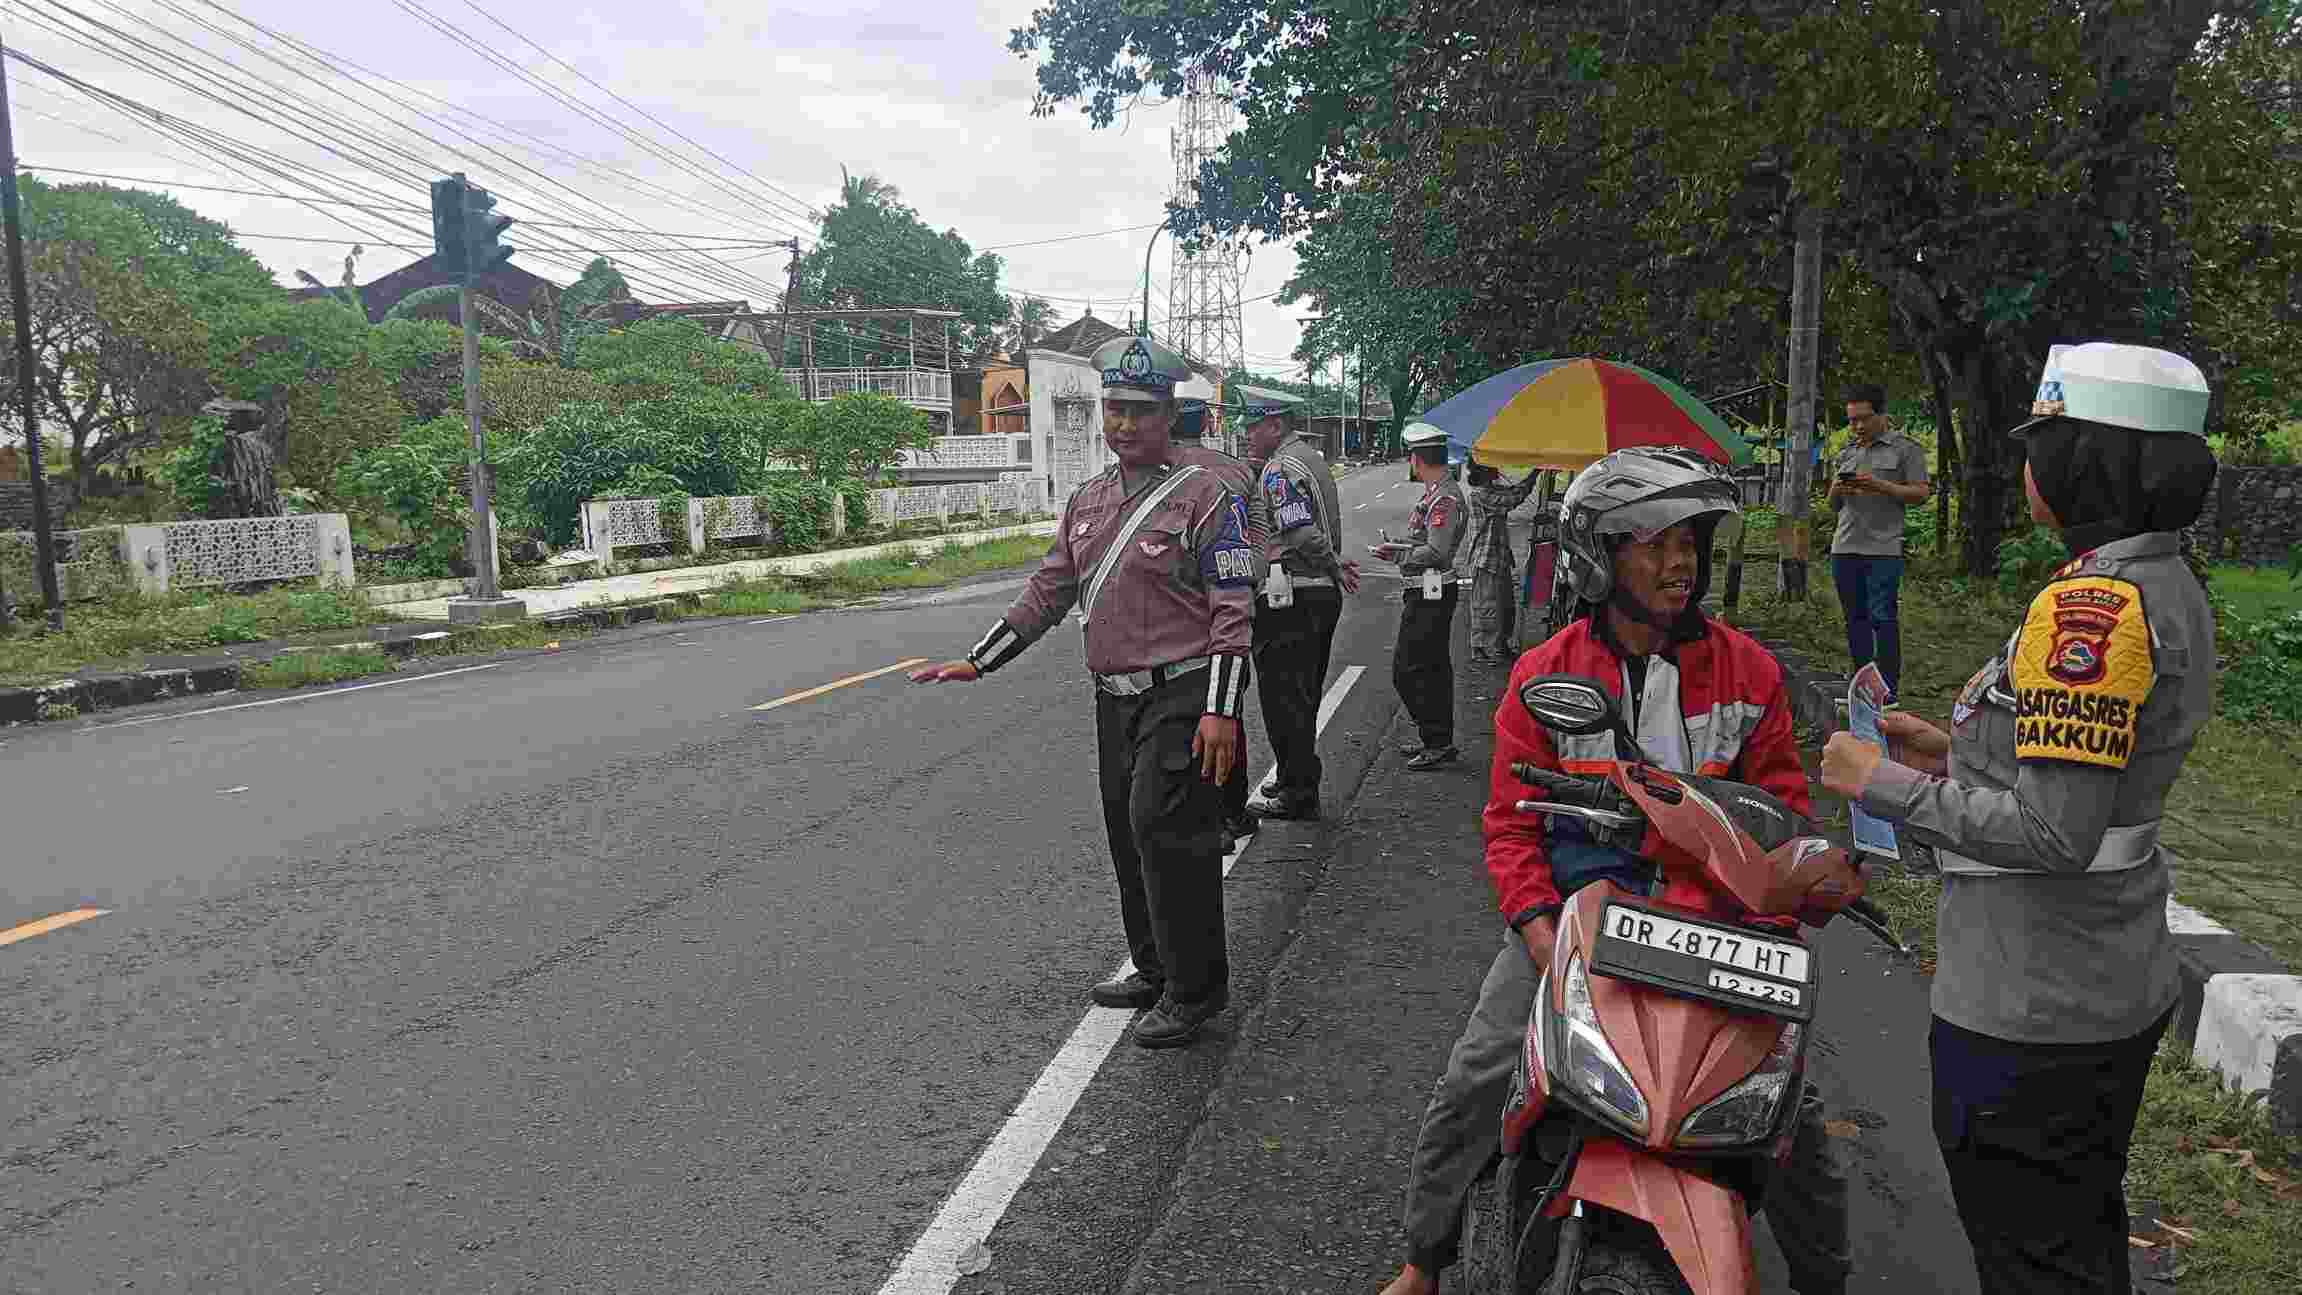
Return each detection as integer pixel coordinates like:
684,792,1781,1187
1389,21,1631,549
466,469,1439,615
1424,358,1753,471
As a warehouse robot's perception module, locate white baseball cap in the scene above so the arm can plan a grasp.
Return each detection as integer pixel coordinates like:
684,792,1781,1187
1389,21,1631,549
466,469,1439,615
2013,342,2210,438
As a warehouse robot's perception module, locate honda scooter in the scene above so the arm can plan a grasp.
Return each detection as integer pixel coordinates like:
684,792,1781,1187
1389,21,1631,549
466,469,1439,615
1460,673,1904,1295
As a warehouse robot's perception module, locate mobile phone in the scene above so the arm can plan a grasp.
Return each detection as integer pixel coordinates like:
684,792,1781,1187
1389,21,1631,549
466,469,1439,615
1837,470,1857,481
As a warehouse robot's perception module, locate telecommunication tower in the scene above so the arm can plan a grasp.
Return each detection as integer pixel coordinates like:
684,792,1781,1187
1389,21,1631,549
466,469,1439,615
1168,70,1247,453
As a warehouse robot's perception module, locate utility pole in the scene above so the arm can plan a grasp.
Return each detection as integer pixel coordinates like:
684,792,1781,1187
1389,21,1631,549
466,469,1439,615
0,38,60,631
434,172,524,624
1779,206,1821,602
777,237,802,372
1355,347,1368,460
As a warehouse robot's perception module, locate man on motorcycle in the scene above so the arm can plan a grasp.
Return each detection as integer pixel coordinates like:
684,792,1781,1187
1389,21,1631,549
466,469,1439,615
1379,447,1851,1295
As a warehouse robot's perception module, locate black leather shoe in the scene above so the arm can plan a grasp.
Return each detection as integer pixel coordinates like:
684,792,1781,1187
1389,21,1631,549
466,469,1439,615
1133,988,1229,1049
1247,789,1320,820
1405,745,1462,771
1089,972,1165,1010
1225,812,1261,842
1397,742,1428,757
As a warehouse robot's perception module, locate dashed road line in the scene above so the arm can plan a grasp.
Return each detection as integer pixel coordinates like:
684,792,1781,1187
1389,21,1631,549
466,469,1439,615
753,659,931,712
80,663,506,732
1,907,111,948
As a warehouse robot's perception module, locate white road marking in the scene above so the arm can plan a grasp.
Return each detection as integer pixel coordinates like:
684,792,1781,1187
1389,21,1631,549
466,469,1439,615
79,664,505,732
875,665,1367,1294
750,616,800,626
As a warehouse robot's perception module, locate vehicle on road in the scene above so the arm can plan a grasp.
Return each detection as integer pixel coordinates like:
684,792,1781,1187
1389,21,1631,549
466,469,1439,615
1462,674,1901,1295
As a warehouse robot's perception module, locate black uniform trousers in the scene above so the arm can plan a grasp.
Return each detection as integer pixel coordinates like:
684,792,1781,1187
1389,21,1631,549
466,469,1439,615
1930,1008,2171,1295
1094,673,1231,1002
1252,588,1342,797
1393,584,1459,749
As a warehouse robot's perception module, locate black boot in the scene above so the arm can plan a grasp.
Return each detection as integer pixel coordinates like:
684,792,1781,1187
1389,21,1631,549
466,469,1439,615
1089,972,1164,1010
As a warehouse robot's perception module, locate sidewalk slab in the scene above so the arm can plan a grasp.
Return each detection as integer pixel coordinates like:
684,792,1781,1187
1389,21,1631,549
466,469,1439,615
371,520,1059,620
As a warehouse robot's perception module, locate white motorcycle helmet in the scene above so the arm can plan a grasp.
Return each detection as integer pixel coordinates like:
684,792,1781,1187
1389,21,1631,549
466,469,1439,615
1557,447,1742,615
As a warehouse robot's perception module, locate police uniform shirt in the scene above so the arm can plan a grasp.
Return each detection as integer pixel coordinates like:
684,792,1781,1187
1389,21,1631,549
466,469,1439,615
1855,532,2209,1044
1260,434,1344,581
974,462,1257,680
1399,476,1469,583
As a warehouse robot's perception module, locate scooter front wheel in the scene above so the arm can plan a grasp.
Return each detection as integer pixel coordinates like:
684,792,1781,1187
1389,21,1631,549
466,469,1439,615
1459,1156,1547,1294
1570,1235,1693,1295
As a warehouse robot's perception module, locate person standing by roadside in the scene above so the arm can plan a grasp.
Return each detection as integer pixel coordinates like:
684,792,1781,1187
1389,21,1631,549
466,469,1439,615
1464,461,1541,666
1375,423,1468,771
1822,343,2219,1295
909,336,1258,1049
1244,402,1359,821
1827,383,1930,696
1173,395,1269,849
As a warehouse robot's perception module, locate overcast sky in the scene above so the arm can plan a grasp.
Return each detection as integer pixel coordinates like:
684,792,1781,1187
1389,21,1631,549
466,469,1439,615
6,0,1324,377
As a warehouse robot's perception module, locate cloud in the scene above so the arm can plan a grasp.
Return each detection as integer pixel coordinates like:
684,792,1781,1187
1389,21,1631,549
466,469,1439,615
10,0,1318,370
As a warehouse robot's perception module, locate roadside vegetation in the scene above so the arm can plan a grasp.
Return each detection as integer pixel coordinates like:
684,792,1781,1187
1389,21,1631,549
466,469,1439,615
0,586,381,685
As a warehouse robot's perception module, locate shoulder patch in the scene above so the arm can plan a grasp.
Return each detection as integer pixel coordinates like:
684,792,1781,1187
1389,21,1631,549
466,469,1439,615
1201,493,1257,587
2010,576,2153,769
1428,494,1455,530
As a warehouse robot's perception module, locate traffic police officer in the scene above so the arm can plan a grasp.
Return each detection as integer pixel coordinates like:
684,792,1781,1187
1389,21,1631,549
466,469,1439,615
1171,396,1269,848
1244,398,1357,818
1374,421,1468,770
1821,342,2221,1294
912,336,1258,1049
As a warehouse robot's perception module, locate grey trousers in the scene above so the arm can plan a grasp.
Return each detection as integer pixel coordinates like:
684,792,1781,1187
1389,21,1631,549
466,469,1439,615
1401,937,1851,1291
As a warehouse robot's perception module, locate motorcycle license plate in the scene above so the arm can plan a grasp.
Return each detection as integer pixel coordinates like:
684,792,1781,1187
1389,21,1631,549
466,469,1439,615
1591,902,1815,1022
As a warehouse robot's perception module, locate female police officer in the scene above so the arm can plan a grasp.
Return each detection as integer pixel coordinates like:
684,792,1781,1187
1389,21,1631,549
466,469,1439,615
1821,342,2220,1295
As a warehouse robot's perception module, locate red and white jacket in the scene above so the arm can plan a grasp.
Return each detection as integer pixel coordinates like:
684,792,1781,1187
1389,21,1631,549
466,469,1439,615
1483,614,1812,923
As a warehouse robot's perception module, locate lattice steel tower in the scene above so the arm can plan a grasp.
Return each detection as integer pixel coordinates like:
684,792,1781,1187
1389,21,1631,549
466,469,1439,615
1169,70,1246,448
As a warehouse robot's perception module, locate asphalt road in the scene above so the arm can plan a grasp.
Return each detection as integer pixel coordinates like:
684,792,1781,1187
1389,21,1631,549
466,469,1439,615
2,462,1976,1293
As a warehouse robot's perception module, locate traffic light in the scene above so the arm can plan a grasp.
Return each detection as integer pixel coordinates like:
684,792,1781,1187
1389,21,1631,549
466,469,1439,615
429,175,469,276
462,184,515,276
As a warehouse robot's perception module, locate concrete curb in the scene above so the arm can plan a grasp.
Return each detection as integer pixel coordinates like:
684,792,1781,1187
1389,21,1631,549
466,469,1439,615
0,592,711,728
1746,632,2302,1134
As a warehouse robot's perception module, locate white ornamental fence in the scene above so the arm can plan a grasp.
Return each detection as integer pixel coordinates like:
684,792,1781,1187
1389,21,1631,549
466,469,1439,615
893,434,1031,470
579,493,851,566
860,478,1047,529
116,514,355,595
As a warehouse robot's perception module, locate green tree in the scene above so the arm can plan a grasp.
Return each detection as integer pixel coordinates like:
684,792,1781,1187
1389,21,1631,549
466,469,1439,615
796,169,1011,364
0,179,219,506
787,391,934,487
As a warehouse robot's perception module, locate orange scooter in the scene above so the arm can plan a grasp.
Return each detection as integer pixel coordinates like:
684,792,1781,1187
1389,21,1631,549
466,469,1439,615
1460,674,1903,1295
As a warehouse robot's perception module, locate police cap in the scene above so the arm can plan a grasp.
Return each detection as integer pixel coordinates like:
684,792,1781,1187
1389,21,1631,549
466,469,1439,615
2013,342,2210,438
1092,335,1194,404
1401,421,1450,448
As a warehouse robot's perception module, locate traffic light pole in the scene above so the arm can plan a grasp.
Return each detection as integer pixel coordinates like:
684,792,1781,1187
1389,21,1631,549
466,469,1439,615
439,171,522,625
460,279,498,600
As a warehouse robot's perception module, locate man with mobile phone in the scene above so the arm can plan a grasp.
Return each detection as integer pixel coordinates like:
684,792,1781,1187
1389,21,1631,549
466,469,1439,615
1827,384,1930,695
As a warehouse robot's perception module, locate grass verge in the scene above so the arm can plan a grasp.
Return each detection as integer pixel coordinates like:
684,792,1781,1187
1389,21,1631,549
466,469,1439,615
0,586,384,685
680,534,1053,616
238,649,396,690
2128,1043,2302,1293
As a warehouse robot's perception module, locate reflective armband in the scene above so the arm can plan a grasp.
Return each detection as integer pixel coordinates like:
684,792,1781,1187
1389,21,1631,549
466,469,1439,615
968,619,1026,675
1509,903,1562,933
1204,654,1249,719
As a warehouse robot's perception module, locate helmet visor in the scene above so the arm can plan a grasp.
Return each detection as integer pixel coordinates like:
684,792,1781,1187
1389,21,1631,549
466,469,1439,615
1588,491,1740,544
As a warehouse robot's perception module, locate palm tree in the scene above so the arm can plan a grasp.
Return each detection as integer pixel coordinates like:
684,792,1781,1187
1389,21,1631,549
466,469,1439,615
1007,294,1055,353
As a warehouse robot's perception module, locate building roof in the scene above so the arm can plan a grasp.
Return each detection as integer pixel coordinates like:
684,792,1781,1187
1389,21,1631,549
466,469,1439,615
1035,311,1132,359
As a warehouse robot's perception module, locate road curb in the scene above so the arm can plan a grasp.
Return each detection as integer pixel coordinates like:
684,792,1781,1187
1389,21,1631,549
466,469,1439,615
1747,631,2301,1135
0,594,707,727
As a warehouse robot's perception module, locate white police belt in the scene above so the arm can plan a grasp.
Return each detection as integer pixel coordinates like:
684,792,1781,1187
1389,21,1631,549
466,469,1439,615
1267,574,1335,589
1093,656,1212,697
1936,820,2163,877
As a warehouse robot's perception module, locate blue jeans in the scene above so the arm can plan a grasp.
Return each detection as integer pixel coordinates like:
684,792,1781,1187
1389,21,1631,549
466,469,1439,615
1832,555,1905,694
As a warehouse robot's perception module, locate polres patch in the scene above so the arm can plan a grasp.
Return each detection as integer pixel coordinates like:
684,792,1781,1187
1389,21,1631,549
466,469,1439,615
1204,494,1257,586
2012,576,2153,769
1427,494,1455,531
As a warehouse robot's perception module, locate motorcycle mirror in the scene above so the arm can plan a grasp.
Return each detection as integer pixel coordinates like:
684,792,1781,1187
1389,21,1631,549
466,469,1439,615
1517,674,1617,736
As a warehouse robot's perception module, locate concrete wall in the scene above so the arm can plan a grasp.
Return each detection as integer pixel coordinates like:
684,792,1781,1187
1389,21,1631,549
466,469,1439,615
2189,464,2302,565
0,482,29,528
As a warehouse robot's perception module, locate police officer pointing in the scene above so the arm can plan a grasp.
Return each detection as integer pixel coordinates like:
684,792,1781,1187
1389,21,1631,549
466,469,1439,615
1245,399,1358,819
911,336,1258,1048
1376,422,1469,770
